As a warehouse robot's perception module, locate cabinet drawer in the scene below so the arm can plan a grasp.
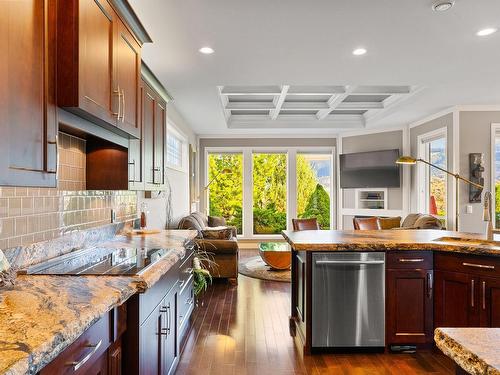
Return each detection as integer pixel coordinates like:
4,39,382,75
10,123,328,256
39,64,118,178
179,251,194,288
178,279,194,329
435,252,500,278
139,265,179,325
386,251,433,270
40,312,111,375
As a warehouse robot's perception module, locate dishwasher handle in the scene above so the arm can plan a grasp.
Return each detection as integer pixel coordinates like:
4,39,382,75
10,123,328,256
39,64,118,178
315,260,385,265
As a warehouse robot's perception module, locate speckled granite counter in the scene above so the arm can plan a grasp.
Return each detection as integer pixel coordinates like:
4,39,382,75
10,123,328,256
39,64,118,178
282,229,500,256
0,229,197,375
435,328,500,375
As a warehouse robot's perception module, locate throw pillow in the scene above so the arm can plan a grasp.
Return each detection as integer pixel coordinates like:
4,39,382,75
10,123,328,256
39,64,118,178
379,216,402,230
208,215,227,227
201,227,233,240
414,215,443,229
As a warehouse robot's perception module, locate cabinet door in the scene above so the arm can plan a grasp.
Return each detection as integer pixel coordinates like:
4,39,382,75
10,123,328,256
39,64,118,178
140,306,162,375
480,277,500,327
108,339,122,375
0,0,57,187
77,0,116,124
386,269,433,344
142,84,156,187
85,350,109,375
128,82,145,190
161,292,178,375
114,19,141,138
434,271,478,328
154,99,167,187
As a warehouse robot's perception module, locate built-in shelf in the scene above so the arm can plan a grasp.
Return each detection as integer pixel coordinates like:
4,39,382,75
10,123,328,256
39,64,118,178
355,188,388,210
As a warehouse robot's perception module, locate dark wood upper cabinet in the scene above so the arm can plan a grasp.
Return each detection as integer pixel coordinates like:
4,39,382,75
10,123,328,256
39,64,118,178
115,19,141,138
57,0,143,139
0,0,57,187
129,76,168,191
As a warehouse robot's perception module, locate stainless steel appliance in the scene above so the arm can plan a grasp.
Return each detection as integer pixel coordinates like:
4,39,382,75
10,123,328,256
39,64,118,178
20,246,178,276
312,252,385,348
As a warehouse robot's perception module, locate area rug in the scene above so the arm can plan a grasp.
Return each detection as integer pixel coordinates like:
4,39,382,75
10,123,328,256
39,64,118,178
238,256,291,282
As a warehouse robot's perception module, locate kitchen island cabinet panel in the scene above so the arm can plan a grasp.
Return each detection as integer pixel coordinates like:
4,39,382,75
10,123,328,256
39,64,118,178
386,269,433,344
434,270,474,328
480,276,500,327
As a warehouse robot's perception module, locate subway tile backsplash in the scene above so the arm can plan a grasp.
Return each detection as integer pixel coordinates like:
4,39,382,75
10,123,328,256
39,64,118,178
0,132,137,250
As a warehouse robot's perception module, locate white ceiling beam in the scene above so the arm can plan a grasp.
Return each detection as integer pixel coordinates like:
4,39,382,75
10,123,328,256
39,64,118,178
217,87,231,122
220,86,282,95
226,102,276,110
281,102,329,110
316,87,353,120
270,85,290,120
228,116,365,129
336,102,384,110
287,85,346,95
349,86,411,95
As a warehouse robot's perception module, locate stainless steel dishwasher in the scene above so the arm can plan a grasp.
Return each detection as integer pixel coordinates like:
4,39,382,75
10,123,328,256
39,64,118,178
312,252,385,348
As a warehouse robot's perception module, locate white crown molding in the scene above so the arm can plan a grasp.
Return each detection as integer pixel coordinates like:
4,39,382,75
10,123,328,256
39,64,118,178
198,133,339,139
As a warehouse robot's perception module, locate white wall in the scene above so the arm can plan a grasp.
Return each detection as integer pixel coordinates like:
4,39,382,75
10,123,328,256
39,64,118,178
138,103,197,229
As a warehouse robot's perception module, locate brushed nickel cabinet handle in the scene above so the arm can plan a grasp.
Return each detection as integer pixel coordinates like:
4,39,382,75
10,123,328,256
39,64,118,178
463,262,495,270
427,272,433,299
113,85,121,118
121,89,125,123
482,281,486,310
66,340,102,371
128,160,135,182
471,279,475,308
399,258,424,263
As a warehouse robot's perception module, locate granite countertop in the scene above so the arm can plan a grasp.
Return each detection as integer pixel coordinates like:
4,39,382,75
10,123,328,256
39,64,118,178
282,229,500,256
0,229,197,375
435,328,500,375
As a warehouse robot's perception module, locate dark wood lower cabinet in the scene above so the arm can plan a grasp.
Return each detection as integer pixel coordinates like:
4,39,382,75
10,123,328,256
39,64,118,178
434,270,474,328
479,276,500,327
386,269,434,344
108,339,123,375
39,307,125,375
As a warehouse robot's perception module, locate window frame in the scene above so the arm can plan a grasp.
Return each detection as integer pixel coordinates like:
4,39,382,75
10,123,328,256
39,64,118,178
166,120,188,172
205,146,335,239
490,123,500,229
417,127,447,223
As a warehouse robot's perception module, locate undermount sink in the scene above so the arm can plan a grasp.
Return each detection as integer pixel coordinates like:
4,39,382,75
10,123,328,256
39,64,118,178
433,236,500,248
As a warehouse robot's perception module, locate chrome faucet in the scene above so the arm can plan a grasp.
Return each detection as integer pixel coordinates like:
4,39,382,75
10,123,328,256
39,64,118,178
483,191,494,240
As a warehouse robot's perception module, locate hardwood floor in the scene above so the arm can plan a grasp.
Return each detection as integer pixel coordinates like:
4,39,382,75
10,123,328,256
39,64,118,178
176,250,455,375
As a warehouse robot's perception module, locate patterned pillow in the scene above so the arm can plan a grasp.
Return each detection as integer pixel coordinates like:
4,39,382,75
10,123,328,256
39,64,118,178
201,227,233,240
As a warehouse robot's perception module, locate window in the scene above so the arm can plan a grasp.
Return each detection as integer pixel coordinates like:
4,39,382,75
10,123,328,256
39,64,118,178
494,128,500,228
252,153,287,234
207,153,243,234
418,131,447,223
296,153,332,229
205,147,335,238
166,122,187,170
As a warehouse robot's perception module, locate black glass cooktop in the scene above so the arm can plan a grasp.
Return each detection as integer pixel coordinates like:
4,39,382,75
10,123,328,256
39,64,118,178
22,246,173,276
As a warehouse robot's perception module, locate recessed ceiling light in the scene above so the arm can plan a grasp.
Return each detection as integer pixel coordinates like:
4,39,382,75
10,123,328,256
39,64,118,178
432,1,454,12
199,46,214,54
352,48,367,56
476,28,497,37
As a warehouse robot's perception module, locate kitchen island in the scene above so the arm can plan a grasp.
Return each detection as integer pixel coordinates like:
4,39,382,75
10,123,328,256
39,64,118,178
282,229,500,355
0,229,197,375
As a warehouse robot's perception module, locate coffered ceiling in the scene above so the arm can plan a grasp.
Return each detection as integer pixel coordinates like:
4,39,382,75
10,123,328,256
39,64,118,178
219,85,420,129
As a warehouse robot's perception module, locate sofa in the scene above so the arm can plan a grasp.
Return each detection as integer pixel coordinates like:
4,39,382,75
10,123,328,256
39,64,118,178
379,213,443,230
178,212,239,283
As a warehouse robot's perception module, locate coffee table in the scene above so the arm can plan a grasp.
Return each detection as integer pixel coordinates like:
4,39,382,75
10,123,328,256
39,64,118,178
258,242,291,270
